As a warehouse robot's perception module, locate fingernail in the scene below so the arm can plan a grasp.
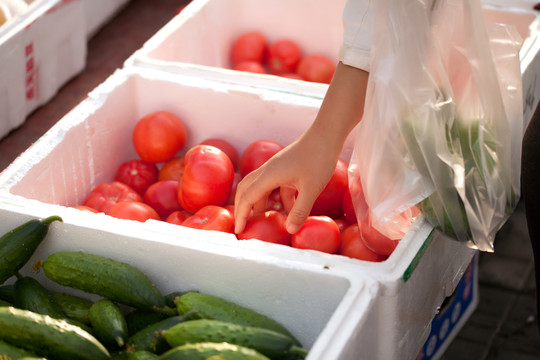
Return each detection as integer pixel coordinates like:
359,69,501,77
286,222,300,234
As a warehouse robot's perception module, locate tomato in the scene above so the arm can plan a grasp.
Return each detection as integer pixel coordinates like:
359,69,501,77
165,210,192,225
132,111,188,163
227,172,242,205
200,138,239,170
108,201,160,222
239,139,284,178
342,188,358,224
236,210,291,246
291,216,341,254
178,145,235,213
231,31,267,67
182,205,235,233
235,61,266,74
266,39,302,75
296,54,336,84
72,205,99,213
143,180,182,219
360,211,399,256
114,159,159,195
339,224,387,262
83,181,142,214
334,218,350,233
158,156,185,182
310,159,349,219
266,188,285,213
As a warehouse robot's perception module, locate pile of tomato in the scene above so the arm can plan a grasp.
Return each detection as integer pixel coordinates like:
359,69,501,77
230,31,336,84
75,111,402,262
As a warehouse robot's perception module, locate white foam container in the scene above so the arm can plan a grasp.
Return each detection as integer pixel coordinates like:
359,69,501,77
125,0,540,128
0,66,478,359
0,0,86,139
82,0,130,39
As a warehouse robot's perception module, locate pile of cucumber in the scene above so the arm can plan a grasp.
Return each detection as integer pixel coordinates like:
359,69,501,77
0,216,308,360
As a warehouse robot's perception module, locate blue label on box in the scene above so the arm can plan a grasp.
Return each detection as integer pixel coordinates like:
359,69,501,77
417,254,478,360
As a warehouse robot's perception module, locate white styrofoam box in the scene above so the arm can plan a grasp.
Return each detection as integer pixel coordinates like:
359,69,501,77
125,0,347,99
82,0,130,39
0,66,478,359
0,0,86,139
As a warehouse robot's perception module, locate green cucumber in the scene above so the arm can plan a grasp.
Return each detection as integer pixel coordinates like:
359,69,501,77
90,299,129,349
164,291,186,309
164,319,307,360
0,339,40,358
0,306,109,360
157,342,270,360
51,291,94,325
126,309,169,336
0,215,62,284
128,350,159,360
43,251,173,314
126,313,194,354
14,276,66,319
0,284,15,303
175,292,300,346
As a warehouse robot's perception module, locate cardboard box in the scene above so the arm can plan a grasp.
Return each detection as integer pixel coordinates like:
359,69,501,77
0,0,86,139
0,66,478,359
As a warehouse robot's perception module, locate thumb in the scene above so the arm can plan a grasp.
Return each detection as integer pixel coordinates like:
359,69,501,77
285,191,316,234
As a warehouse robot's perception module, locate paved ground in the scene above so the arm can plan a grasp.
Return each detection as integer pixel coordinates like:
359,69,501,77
443,199,540,359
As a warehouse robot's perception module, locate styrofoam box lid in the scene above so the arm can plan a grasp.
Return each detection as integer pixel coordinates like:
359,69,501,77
0,66,477,359
125,0,540,100
0,0,86,137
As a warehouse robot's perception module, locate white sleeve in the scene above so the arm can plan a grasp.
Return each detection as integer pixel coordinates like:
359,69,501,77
338,0,373,72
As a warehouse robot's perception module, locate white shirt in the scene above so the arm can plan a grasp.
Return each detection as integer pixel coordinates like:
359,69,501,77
338,0,373,72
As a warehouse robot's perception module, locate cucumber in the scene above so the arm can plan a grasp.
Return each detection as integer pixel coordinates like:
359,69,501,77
90,299,129,349
164,291,186,309
157,342,270,360
175,292,300,346
126,313,194,354
126,309,169,336
0,284,14,303
164,319,307,360
0,215,62,285
128,350,159,360
14,276,66,319
0,306,110,360
43,251,173,314
51,291,94,325
0,339,40,358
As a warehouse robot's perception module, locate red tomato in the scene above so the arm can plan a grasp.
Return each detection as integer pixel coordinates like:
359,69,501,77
266,188,285,213
291,216,341,254
178,145,235,213
132,111,188,163
334,218,350,233
227,172,242,205
239,140,284,178
236,210,291,246
339,224,387,262
266,39,302,75
200,138,239,170
143,180,182,219
235,61,267,74
83,181,142,214
72,205,99,213
296,54,336,84
158,156,185,182
310,159,349,219
231,31,267,67
114,159,159,195
342,189,358,224
360,212,400,256
182,205,235,233
165,210,192,225
108,201,160,222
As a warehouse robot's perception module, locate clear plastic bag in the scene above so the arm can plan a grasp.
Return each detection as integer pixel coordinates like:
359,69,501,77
348,0,523,251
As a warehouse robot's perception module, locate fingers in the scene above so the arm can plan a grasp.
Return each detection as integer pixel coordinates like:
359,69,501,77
234,171,274,234
283,188,316,234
